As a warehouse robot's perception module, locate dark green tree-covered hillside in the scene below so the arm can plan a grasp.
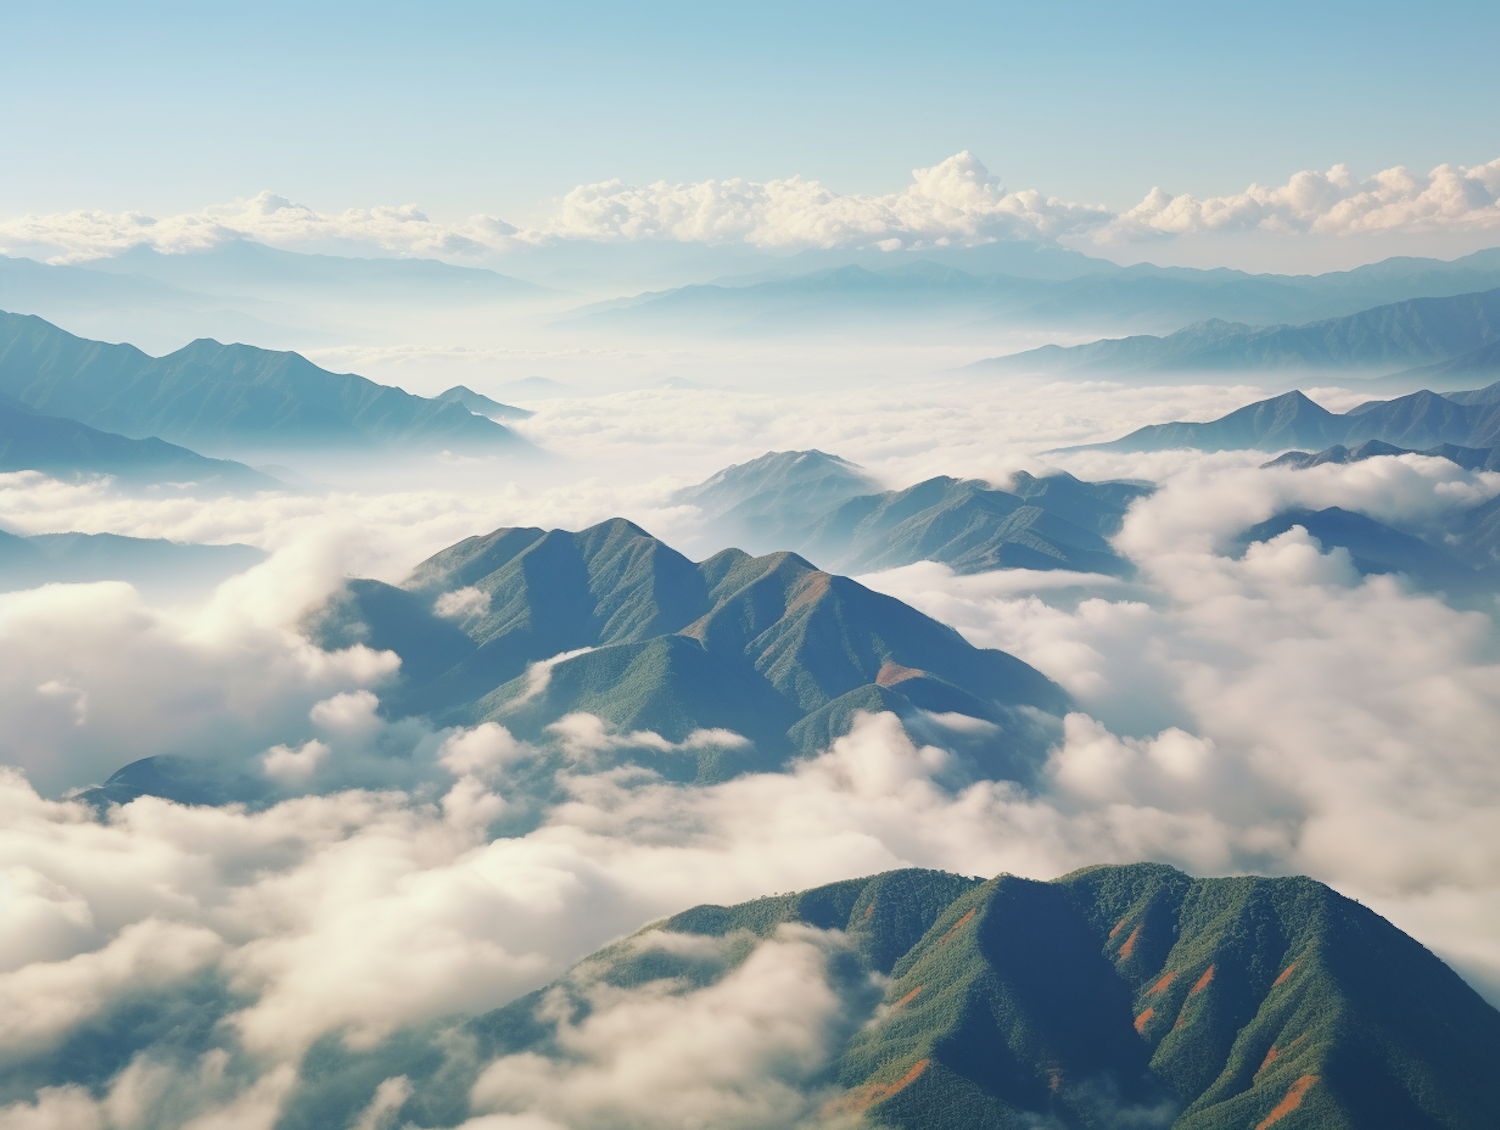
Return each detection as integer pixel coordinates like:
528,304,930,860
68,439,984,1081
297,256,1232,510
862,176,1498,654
306,518,1070,782
461,864,1500,1130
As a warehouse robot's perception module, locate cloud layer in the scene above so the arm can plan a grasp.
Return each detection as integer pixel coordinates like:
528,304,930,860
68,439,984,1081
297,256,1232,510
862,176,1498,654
1,378,1500,1126
4,153,1499,265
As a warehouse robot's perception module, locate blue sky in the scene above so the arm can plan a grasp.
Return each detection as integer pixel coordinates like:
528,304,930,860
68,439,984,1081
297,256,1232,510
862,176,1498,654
4,0,1498,222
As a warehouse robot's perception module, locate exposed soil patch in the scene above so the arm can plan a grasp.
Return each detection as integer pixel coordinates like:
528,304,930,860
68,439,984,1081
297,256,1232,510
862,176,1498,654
939,908,975,944
876,661,925,687
1119,925,1141,959
786,570,832,615
864,902,875,921
1273,962,1298,987
1146,971,1177,995
1258,1045,1279,1075
892,985,924,1010
1255,1074,1318,1129
1109,917,1128,940
1134,1007,1156,1034
824,1058,932,1116
1190,965,1216,994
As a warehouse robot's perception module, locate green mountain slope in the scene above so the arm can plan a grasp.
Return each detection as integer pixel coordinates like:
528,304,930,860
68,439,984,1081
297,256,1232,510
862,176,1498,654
0,310,523,455
460,864,1500,1130
801,472,1148,577
305,518,1070,781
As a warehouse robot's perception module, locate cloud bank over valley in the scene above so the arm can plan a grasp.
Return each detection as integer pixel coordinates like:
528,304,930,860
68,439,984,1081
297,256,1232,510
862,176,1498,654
2,374,1500,1125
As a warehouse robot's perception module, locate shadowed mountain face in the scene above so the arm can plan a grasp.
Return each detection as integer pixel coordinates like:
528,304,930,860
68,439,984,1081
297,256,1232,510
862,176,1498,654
1061,382,1500,455
295,864,1498,1130
306,518,1070,782
678,452,1150,577
0,310,523,456
0,392,277,489
1233,507,1484,593
978,287,1500,376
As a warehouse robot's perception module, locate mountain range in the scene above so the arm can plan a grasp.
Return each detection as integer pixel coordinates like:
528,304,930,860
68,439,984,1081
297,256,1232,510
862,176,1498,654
0,528,264,597
0,391,276,489
0,310,523,456
305,517,1070,783
1266,438,1500,472
566,249,1500,341
676,451,1151,577
256,863,1500,1130
77,240,550,306
1060,382,1500,455
977,287,1500,378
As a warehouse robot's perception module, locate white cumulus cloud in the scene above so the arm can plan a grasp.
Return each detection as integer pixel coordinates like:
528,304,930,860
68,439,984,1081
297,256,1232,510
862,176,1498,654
1103,157,1500,242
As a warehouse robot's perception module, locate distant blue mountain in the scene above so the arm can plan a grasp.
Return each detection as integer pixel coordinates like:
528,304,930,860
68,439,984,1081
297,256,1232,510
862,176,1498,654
977,287,1500,375
78,240,551,304
565,248,1500,338
433,385,534,420
677,451,1149,576
1265,438,1500,472
0,252,334,351
1059,382,1500,455
0,392,276,488
0,310,525,455
0,527,265,596
1233,507,1482,593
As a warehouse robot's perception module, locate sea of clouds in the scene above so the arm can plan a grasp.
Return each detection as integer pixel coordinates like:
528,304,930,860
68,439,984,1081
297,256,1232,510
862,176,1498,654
3,152,1499,268
1,378,1499,1127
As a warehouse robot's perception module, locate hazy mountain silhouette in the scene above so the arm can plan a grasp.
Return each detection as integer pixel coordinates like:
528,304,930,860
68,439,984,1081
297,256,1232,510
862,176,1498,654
670,450,880,552
566,249,1500,338
1060,382,1500,455
678,452,1148,576
1233,507,1482,592
458,864,1500,1130
433,385,534,420
0,310,525,455
78,240,550,305
979,286,1500,376
1266,438,1500,472
0,392,277,488
0,529,264,595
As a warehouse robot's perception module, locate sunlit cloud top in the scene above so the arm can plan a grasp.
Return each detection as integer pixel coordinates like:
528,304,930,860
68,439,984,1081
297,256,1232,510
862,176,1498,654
4,152,1500,266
